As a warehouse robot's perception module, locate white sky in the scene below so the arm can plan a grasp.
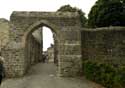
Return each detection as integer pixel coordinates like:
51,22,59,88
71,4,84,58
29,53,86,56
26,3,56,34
0,0,97,51
0,0,97,20
43,27,54,51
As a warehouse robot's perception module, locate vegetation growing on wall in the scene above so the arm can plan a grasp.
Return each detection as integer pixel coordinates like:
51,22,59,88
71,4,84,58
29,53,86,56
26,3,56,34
83,60,125,88
57,5,87,27
88,0,125,28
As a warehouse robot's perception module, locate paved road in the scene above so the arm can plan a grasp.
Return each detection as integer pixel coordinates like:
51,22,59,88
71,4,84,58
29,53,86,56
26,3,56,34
1,63,104,88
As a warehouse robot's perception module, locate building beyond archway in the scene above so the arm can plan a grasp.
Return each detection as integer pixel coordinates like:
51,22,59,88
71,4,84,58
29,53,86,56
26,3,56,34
3,11,82,77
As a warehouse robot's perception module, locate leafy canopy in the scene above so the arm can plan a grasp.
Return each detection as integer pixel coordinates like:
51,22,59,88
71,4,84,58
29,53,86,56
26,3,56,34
88,0,125,28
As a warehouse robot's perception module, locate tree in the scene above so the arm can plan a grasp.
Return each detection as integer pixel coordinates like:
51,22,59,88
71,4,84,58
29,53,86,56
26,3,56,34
88,0,125,28
57,5,87,27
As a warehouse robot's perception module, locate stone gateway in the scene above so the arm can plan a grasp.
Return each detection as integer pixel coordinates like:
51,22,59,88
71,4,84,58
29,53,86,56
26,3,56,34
0,11,125,78
2,11,82,77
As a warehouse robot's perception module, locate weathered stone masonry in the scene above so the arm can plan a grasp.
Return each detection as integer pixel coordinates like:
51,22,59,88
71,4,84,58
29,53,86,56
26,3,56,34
0,11,125,78
81,27,125,65
2,11,82,77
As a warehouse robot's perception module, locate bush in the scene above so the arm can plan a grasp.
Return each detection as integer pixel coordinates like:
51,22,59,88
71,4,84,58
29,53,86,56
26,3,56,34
57,5,87,27
83,60,125,88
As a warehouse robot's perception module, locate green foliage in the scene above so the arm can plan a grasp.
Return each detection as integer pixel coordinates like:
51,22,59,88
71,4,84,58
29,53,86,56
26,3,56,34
57,5,77,12
83,60,125,88
57,5,87,27
88,0,125,28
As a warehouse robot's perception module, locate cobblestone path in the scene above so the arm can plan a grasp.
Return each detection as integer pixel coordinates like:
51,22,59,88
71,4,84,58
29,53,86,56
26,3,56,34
1,63,104,88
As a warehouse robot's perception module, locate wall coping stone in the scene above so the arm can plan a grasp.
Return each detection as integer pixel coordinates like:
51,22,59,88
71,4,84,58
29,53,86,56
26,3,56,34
11,11,79,18
81,26,125,32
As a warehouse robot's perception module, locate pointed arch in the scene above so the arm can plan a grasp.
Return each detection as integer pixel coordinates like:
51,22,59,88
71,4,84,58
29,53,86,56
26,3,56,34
22,20,60,48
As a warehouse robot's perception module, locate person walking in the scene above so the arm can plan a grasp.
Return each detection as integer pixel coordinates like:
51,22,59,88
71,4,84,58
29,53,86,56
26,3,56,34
0,53,5,85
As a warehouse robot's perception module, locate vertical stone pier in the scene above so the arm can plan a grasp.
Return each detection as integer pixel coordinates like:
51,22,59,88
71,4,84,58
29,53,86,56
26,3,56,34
58,26,82,76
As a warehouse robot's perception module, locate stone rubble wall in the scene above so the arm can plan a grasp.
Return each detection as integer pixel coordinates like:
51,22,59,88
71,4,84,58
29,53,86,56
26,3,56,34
25,34,42,68
81,27,125,65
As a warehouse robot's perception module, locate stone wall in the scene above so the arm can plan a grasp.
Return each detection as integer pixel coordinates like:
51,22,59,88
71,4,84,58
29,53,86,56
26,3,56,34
1,14,125,78
58,26,82,76
0,19,10,49
0,19,23,77
25,34,42,66
5,11,82,77
47,45,54,62
1,13,125,78
81,27,125,65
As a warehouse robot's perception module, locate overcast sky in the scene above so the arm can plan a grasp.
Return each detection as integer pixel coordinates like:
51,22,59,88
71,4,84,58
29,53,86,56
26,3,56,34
0,0,97,51
0,0,97,20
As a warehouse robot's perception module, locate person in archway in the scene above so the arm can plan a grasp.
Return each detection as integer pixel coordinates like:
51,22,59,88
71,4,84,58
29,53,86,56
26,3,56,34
0,52,5,85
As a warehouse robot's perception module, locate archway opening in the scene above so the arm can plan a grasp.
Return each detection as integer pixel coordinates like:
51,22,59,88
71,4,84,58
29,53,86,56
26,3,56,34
43,26,54,51
25,24,59,75
42,26,56,63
